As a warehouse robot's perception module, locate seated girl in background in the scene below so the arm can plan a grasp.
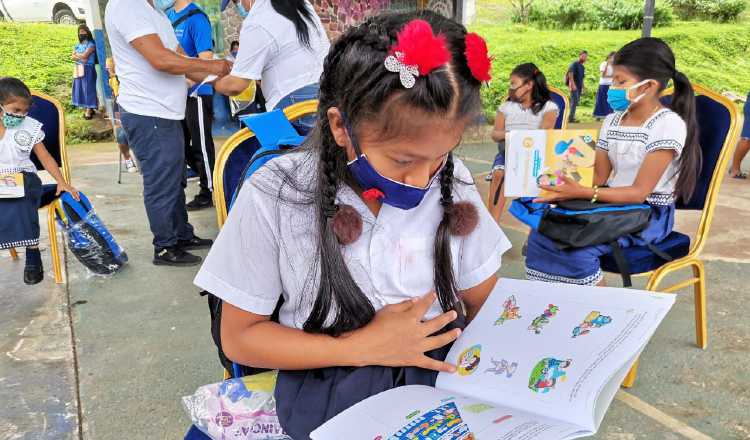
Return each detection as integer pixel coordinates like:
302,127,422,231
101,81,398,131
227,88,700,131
0,77,79,285
195,12,511,439
525,38,701,286
487,63,559,222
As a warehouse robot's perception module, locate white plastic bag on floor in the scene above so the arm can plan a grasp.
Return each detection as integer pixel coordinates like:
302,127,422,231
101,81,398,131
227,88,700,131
182,371,290,440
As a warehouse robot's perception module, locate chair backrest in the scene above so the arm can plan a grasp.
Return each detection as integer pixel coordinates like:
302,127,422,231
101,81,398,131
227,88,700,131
213,100,319,227
29,92,70,182
548,86,570,130
662,84,740,255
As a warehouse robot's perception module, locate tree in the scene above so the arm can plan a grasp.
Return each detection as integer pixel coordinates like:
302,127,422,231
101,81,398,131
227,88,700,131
510,0,535,24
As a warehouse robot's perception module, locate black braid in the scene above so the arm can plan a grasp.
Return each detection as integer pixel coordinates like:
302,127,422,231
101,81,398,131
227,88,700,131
433,154,463,318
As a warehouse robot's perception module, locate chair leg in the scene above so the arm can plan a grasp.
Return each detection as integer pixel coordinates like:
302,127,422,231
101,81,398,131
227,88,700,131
622,358,639,388
9,248,19,260
693,260,708,349
48,206,64,284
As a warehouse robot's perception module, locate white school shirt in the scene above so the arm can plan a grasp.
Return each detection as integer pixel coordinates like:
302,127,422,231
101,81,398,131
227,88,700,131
231,0,330,111
195,151,512,329
596,109,687,205
105,0,187,120
599,61,613,86
498,100,559,133
0,117,45,174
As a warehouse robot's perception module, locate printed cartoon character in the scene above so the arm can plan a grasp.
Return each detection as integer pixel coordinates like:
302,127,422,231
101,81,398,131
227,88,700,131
457,345,482,376
495,295,521,325
528,304,559,334
572,311,613,338
485,358,518,378
528,358,572,394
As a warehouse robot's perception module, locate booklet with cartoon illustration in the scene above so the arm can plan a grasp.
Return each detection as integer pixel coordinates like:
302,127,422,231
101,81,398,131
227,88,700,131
504,129,598,198
311,279,675,440
0,172,24,198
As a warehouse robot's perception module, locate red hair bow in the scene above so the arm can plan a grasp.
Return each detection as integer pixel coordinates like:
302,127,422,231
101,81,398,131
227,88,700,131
464,33,492,83
385,19,450,88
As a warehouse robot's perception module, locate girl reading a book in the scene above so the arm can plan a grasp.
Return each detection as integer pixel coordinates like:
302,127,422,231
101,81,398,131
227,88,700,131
488,63,559,222
0,77,79,285
524,38,701,286
195,12,511,438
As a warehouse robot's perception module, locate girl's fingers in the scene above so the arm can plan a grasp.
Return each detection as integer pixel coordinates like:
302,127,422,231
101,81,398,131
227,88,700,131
421,310,458,336
423,328,461,352
410,291,437,319
416,356,456,373
383,298,415,313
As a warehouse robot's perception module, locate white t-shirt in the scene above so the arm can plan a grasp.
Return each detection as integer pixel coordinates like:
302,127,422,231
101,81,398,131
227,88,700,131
105,0,187,120
231,0,330,111
596,109,687,205
498,100,559,133
599,61,613,86
0,117,45,174
194,151,512,329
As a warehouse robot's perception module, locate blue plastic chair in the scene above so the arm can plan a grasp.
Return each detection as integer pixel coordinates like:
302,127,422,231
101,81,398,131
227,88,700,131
598,84,741,387
548,86,570,129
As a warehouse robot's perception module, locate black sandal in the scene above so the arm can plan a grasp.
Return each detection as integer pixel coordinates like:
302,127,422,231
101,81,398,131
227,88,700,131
730,171,748,179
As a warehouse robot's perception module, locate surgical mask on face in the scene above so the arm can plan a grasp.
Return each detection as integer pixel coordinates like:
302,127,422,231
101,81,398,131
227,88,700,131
607,79,652,112
235,0,249,17
0,105,26,129
153,0,175,11
79,34,88,43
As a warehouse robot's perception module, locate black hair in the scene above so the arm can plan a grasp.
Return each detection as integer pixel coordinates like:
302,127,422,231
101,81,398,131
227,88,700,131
613,37,701,203
78,24,94,41
580,50,588,56
230,40,240,49
0,77,32,106
270,0,317,49
261,11,483,336
509,63,551,115
607,51,615,58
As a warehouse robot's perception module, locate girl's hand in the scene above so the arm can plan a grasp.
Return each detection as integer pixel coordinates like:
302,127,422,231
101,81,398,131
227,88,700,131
534,175,590,203
57,183,80,201
348,292,461,373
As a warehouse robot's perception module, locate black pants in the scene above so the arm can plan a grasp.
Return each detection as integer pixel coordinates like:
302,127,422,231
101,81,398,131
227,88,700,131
183,95,215,194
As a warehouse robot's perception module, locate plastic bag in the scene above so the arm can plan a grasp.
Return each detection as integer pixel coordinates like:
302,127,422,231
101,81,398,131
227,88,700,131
183,371,291,440
60,209,128,276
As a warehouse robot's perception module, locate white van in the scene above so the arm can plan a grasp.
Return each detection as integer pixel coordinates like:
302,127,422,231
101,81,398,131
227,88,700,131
0,0,88,24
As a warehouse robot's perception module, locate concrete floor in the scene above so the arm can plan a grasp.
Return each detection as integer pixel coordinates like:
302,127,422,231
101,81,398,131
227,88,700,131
1,139,749,439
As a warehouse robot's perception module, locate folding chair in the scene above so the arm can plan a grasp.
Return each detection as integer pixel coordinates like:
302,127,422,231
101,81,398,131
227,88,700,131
7,92,70,284
598,84,741,387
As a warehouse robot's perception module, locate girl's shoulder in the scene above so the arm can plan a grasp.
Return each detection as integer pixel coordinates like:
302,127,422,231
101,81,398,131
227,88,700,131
645,108,685,131
542,100,559,113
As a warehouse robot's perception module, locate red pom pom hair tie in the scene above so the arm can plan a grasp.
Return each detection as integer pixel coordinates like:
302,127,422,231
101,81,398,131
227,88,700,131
464,33,493,84
362,188,385,202
384,19,451,89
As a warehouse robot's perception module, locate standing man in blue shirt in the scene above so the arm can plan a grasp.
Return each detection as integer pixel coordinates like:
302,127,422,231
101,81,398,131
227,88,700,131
566,50,588,124
168,0,217,211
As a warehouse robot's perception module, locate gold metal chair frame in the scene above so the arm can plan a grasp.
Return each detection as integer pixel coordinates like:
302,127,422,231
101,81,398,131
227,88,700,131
8,91,70,284
213,100,319,229
620,84,741,387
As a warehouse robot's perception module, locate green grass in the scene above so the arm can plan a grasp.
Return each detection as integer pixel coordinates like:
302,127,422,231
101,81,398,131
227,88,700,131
0,22,98,144
471,1,750,121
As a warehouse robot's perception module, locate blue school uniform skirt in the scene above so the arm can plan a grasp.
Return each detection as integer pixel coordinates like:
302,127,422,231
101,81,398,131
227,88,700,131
742,93,750,139
0,172,42,249
486,140,506,181
593,84,613,118
525,204,674,285
72,64,99,110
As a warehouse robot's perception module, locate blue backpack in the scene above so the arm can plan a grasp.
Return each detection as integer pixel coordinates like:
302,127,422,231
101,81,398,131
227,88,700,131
56,191,128,275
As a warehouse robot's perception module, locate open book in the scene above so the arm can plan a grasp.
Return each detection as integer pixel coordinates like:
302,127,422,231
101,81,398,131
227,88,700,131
311,279,675,440
505,130,598,198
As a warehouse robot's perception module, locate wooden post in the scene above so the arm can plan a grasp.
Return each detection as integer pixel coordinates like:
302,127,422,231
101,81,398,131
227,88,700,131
642,0,656,37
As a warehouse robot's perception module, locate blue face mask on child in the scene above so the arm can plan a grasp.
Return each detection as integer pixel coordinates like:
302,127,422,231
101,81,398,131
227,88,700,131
235,0,249,17
607,79,652,112
0,105,26,129
153,0,175,11
344,121,445,210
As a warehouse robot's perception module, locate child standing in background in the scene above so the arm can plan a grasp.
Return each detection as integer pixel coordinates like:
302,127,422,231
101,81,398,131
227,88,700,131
105,58,138,174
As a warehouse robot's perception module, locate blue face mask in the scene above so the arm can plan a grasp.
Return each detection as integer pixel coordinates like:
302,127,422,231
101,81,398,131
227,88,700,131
607,79,651,112
0,105,26,129
235,1,249,17
344,123,445,210
153,0,175,11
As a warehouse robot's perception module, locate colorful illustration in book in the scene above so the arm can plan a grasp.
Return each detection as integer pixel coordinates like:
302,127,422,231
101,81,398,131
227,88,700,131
464,403,493,414
572,311,613,338
528,304,559,334
484,358,518,378
493,415,513,424
407,410,421,420
388,402,474,440
536,134,596,192
528,358,572,394
457,345,482,376
494,295,521,325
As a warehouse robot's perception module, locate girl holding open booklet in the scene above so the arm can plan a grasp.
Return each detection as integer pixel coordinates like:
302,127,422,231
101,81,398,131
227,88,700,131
0,77,79,285
525,38,701,286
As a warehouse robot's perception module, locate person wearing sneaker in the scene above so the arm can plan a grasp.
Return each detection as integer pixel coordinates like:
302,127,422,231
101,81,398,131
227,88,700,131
105,0,230,266
0,77,81,284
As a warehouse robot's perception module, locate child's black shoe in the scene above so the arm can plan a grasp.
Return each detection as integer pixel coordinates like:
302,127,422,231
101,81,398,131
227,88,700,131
24,247,44,285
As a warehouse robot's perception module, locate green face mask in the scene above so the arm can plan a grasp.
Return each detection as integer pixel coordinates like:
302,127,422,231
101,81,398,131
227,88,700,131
0,105,26,129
